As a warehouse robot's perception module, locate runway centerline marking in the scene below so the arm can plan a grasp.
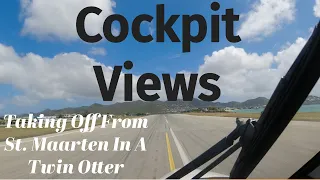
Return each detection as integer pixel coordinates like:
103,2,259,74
165,132,176,171
164,116,169,124
169,128,190,165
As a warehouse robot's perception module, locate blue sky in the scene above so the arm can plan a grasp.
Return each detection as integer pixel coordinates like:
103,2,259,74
0,0,319,114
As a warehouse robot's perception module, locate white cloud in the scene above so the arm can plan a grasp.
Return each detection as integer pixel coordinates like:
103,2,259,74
140,21,155,36
0,43,141,106
1,35,317,106
197,35,319,102
314,0,320,17
275,37,320,96
147,21,155,36
199,46,276,101
111,27,120,36
20,0,116,41
88,47,107,56
274,37,307,74
238,0,296,40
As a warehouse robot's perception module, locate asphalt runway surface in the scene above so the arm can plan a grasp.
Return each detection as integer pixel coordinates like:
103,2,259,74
0,114,319,179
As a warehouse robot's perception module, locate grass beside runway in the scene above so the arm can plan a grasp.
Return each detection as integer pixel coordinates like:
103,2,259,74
186,112,320,122
0,127,72,142
0,116,144,142
0,120,105,142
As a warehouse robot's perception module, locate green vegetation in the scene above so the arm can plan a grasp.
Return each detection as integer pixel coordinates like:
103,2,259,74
0,125,75,142
28,97,275,116
0,115,147,142
18,96,320,117
0,119,106,142
186,112,320,122
184,107,226,113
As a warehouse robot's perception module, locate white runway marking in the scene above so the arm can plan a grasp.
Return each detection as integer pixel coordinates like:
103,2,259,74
169,128,190,165
164,115,189,165
164,116,169,124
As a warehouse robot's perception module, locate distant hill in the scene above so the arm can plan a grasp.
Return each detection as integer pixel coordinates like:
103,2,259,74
304,95,320,105
32,95,320,116
212,97,269,109
36,99,212,116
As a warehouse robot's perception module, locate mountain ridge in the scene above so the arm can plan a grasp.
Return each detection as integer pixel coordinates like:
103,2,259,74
30,95,320,116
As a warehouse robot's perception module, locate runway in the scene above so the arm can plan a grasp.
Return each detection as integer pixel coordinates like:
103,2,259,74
0,114,319,179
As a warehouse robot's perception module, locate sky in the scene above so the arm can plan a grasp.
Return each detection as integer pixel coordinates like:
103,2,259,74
0,0,319,114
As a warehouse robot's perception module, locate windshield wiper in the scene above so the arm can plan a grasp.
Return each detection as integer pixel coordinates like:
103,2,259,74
167,118,259,179
167,20,320,179
230,20,320,178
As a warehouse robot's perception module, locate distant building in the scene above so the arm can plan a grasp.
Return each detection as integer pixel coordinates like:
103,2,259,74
224,107,237,112
43,116,57,119
63,114,77,118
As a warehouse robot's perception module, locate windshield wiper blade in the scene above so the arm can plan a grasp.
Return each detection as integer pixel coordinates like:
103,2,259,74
167,20,320,179
230,20,320,178
167,117,258,179
166,128,239,179
192,142,241,179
